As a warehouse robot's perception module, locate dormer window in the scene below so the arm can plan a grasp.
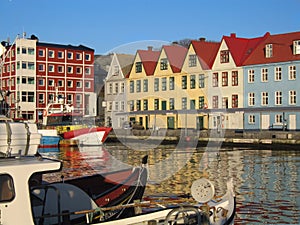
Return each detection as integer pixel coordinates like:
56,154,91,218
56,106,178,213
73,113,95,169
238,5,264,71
265,44,273,58
293,40,300,55
220,50,229,63
160,58,168,70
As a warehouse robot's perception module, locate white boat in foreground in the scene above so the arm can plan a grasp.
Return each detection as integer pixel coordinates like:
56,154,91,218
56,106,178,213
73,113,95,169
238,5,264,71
0,151,235,225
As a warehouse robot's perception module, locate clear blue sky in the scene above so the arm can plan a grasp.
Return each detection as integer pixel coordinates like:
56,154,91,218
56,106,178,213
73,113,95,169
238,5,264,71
1,0,299,54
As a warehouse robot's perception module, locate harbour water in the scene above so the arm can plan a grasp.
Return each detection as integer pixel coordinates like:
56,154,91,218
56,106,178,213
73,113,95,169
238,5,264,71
39,142,300,224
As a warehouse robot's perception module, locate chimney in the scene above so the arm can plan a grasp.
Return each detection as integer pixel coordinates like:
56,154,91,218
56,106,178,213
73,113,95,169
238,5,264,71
230,33,236,38
199,37,206,42
147,46,153,51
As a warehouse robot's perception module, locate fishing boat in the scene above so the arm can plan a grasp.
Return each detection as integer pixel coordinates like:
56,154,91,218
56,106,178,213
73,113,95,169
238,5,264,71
0,150,235,225
39,99,112,147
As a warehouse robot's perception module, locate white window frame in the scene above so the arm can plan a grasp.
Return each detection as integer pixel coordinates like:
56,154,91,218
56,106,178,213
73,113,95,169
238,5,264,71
289,65,296,80
289,90,296,105
274,67,282,81
248,92,255,106
275,91,282,105
261,68,268,82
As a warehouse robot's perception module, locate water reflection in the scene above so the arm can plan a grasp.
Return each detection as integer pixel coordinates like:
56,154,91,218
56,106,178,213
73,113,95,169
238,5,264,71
39,144,300,224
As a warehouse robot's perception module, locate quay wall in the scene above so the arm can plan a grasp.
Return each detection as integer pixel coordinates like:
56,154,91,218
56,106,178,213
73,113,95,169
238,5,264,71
107,129,300,147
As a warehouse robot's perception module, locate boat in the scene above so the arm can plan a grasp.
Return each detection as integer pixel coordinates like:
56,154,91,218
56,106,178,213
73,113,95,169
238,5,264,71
0,115,41,157
0,150,235,225
0,153,149,225
40,98,112,147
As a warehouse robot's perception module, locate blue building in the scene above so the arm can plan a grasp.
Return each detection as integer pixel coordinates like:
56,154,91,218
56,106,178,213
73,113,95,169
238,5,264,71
243,31,300,130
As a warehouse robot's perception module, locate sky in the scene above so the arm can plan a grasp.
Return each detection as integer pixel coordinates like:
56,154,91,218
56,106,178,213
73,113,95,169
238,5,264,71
1,0,299,55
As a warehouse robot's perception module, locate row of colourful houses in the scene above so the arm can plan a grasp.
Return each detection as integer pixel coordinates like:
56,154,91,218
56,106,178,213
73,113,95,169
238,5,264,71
104,31,300,131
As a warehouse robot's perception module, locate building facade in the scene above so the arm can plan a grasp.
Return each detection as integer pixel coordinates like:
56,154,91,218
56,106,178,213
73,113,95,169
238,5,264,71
0,34,96,123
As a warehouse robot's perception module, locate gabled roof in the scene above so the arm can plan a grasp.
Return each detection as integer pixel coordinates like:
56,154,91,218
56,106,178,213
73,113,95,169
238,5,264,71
243,31,300,65
163,45,188,73
116,54,134,77
222,33,269,66
191,40,220,69
137,48,160,76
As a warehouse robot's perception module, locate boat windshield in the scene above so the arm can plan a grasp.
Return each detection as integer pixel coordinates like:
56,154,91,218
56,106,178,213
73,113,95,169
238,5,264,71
46,114,82,126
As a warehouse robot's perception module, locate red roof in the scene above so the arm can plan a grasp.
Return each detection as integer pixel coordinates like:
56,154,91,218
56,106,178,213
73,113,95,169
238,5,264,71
243,31,300,65
223,33,269,66
137,49,160,76
163,45,188,73
191,40,220,69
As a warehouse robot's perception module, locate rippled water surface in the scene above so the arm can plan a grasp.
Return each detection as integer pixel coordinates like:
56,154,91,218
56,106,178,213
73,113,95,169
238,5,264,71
39,143,300,224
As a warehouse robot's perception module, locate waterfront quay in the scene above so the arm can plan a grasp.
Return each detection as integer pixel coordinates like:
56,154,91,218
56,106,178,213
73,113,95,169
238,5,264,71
107,128,300,148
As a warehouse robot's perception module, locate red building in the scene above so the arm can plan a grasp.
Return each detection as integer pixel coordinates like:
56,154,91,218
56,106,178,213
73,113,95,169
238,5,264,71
0,34,96,123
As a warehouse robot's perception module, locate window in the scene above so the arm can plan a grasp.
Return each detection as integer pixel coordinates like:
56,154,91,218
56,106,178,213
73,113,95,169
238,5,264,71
190,99,195,109
48,50,54,58
38,49,44,57
182,76,187,89
58,51,64,59
22,47,27,54
154,78,159,91
169,77,175,90
121,82,125,93
143,99,148,110
0,174,15,202
114,82,119,93
58,80,64,87
76,53,82,60
261,92,269,106
58,65,64,73
67,80,73,88
85,67,91,75
67,52,73,59
293,40,300,55
113,66,119,76
22,61,27,69
28,62,34,70
76,81,82,88
108,101,112,111
28,48,34,55
265,44,273,58
48,65,54,72
48,80,54,86
162,78,167,91
212,96,218,108
248,69,255,83
38,64,45,71
38,93,44,103
199,96,205,109
289,66,296,80
188,54,197,67
275,114,283,123
135,62,142,73
275,67,282,81
248,93,255,106
143,79,148,92
232,94,238,108
28,77,34,84
85,53,91,61
190,75,196,89
212,73,218,87
261,68,268,82
67,66,73,73
275,91,282,105
220,50,229,63
114,102,119,111
121,101,125,111
289,90,296,105
199,74,205,88
222,97,228,108
154,99,159,110
182,97,187,109
136,100,141,111
66,94,72,104
249,115,255,124
21,91,34,102
76,94,82,105
108,83,113,94
169,98,175,110
136,80,141,92
38,79,44,86
232,71,238,86
129,100,134,111
222,72,228,86
160,58,168,70
130,81,134,93
76,67,82,74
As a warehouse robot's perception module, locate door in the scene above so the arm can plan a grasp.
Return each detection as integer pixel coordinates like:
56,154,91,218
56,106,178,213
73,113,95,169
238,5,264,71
167,116,175,129
196,116,204,130
261,114,270,130
289,114,296,130
161,101,167,110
